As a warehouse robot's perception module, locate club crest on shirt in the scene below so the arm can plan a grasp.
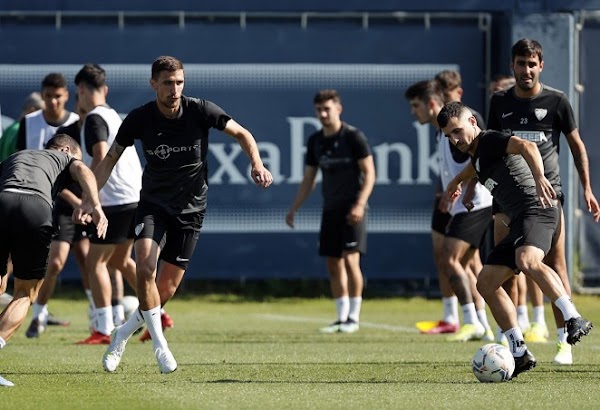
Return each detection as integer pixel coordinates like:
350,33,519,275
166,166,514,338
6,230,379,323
534,108,547,121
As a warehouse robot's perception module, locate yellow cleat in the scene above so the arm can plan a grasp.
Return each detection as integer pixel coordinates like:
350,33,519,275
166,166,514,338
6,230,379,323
552,341,573,365
446,323,485,342
524,322,549,343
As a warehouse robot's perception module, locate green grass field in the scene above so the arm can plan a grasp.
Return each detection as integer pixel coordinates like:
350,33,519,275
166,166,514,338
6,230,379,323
1,294,599,409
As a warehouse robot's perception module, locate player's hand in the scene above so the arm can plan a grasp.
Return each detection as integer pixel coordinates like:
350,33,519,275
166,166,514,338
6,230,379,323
90,205,108,239
583,189,600,222
285,209,295,228
347,203,365,225
251,165,273,188
445,180,463,201
438,192,454,214
535,176,557,208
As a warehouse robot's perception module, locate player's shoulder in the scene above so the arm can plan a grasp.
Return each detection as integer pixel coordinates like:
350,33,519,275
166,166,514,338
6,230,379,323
490,86,513,101
341,123,366,139
539,83,568,101
24,109,44,120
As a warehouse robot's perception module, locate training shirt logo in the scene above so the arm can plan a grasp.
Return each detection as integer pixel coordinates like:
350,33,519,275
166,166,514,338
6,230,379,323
483,178,498,193
146,144,200,160
534,108,548,121
501,112,513,118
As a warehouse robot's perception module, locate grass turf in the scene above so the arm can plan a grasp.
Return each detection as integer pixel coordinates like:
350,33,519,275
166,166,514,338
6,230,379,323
1,295,599,409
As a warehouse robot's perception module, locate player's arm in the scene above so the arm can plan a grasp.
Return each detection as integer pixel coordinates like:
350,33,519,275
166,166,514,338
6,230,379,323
445,162,477,201
58,188,82,208
69,160,108,239
285,165,318,229
94,140,126,191
222,119,273,188
506,136,556,208
348,155,375,225
565,129,600,221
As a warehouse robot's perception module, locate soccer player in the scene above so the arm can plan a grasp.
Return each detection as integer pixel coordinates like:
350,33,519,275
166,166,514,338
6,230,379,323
487,39,600,364
439,101,593,378
405,80,492,341
72,64,142,345
285,89,375,334
0,134,107,387
26,97,91,338
93,56,273,373
16,73,80,330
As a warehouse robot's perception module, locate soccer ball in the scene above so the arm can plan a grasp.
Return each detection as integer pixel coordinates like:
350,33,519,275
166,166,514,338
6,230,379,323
472,343,515,383
122,295,139,320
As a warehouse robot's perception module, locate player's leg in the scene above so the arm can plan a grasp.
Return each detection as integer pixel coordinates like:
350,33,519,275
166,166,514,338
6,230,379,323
543,205,573,364
494,212,519,344
77,243,117,344
26,239,71,337
340,250,362,333
465,249,494,341
516,245,591,344
477,264,537,377
443,237,485,341
0,278,43,342
524,276,548,343
422,199,459,334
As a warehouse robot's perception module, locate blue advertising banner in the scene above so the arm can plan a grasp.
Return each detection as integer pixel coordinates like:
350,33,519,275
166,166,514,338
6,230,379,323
0,63,456,280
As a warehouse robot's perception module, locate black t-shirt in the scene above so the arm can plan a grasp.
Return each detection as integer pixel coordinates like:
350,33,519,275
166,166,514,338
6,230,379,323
83,111,110,156
0,149,76,207
116,96,231,214
54,123,83,213
471,130,540,221
306,123,372,210
487,84,577,198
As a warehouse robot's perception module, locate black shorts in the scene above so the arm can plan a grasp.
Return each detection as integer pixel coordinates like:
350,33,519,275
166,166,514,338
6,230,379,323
89,203,137,245
445,206,493,248
0,191,53,280
431,196,451,235
134,200,204,269
52,211,92,244
486,206,559,271
319,207,367,258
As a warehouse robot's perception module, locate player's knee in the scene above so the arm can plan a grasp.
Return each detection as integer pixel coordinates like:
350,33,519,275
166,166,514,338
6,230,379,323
46,258,65,276
136,261,156,281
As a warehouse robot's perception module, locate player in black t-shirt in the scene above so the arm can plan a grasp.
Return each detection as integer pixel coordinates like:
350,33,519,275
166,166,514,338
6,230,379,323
26,98,90,338
0,134,107,387
286,90,375,334
488,39,600,364
438,101,593,379
88,56,273,374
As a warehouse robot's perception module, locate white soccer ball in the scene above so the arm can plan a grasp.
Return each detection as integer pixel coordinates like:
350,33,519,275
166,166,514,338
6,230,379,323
472,343,515,383
122,295,139,320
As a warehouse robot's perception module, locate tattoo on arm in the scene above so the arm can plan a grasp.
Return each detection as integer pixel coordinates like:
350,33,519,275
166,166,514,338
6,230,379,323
107,141,126,160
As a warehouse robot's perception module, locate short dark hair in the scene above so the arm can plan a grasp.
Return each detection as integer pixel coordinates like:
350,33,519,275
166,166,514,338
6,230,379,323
511,38,543,62
404,80,444,106
74,63,106,89
437,101,470,129
151,56,184,80
41,73,67,90
45,133,82,154
434,70,462,92
313,89,341,105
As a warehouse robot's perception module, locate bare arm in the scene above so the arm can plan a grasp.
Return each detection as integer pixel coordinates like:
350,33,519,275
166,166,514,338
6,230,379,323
506,136,556,208
223,119,273,188
58,188,82,208
69,160,108,239
90,140,110,171
445,162,477,200
94,140,126,191
347,155,375,225
566,129,600,221
285,165,318,228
